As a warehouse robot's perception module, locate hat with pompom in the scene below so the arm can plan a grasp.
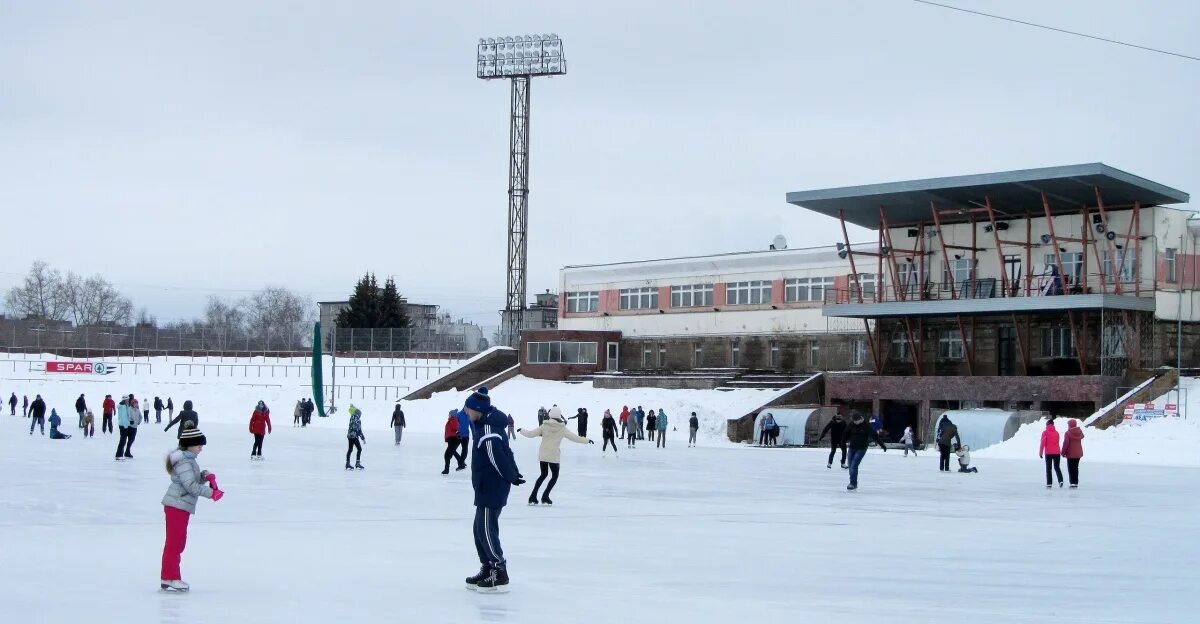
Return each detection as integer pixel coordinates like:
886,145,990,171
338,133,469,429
179,424,207,447
464,386,491,413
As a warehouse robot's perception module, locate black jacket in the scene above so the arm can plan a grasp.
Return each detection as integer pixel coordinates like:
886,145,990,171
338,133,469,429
164,409,199,436
75,396,86,412
601,415,617,436
390,406,405,428
30,398,47,419
689,415,699,429
819,418,847,443
844,420,887,451
154,398,164,410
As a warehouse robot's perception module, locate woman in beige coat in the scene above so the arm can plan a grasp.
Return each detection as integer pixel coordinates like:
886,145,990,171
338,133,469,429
518,414,593,505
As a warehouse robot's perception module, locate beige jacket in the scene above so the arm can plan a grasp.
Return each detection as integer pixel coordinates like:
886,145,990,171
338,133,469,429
520,418,588,463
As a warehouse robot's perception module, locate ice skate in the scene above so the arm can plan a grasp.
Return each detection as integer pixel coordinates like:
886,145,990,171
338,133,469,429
465,565,489,590
528,494,539,505
160,579,189,592
475,567,510,593
540,495,553,506
355,462,365,470
441,467,450,475
345,462,354,470
846,484,857,491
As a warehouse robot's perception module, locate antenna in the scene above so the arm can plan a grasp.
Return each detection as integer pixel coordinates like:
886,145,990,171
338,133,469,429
770,234,788,251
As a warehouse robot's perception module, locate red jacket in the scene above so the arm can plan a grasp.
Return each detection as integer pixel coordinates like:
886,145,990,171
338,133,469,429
249,408,272,435
619,408,629,425
1061,421,1085,459
102,397,116,416
1039,423,1061,456
444,418,459,441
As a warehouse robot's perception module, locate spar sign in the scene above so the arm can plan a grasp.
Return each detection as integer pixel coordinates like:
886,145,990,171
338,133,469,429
45,361,115,375
1122,402,1179,423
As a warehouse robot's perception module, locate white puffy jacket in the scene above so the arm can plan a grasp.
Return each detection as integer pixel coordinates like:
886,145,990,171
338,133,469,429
520,418,588,463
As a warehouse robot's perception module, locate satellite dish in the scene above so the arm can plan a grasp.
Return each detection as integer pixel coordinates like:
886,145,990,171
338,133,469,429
771,234,788,250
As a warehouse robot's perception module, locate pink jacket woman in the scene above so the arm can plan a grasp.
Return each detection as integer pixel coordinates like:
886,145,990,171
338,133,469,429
1061,419,1085,459
1038,421,1061,457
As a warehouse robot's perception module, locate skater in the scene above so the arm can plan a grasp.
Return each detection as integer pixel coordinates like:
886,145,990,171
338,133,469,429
143,396,150,425
164,400,198,437
82,409,95,438
102,394,116,434
626,411,638,448
759,412,777,447
23,394,29,417
688,412,699,447
646,409,657,442
818,413,848,468
568,407,589,438
8,392,15,416
167,397,174,420
248,401,272,460
844,412,887,491
518,409,592,505
443,410,463,474
345,405,365,470
900,426,918,457
937,417,962,472
1039,419,1064,488
955,445,978,473
506,413,516,440
391,402,406,445
160,425,224,592
75,394,87,428
48,409,72,439
294,399,303,427
461,387,523,593
601,409,619,453
537,406,548,425
28,394,47,435
456,407,472,471
115,394,141,459
1062,419,1085,488
619,406,629,439
302,398,314,426
655,408,668,447
635,406,645,440
153,396,164,424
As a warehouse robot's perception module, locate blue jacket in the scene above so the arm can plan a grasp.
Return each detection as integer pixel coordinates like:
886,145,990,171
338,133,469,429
656,411,668,430
49,409,61,432
347,411,364,441
471,407,521,508
635,409,644,424
456,410,471,440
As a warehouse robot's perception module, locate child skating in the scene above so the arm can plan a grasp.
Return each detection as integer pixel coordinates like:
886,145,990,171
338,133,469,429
900,426,917,457
248,400,272,460
601,409,618,454
160,426,224,591
345,405,365,470
955,445,978,473
461,387,524,593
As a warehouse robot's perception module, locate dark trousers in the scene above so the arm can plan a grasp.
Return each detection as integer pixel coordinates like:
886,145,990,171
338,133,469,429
346,438,362,464
938,444,952,471
473,506,505,568
656,429,666,448
620,423,626,438
29,416,44,434
1066,458,1081,486
648,427,655,441
828,440,847,466
102,414,113,434
444,439,462,471
531,461,560,500
116,426,137,457
458,438,470,468
155,409,162,424
78,410,86,428
627,429,637,447
603,435,617,451
847,448,867,487
1045,454,1063,485
688,427,698,445
251,434,265,456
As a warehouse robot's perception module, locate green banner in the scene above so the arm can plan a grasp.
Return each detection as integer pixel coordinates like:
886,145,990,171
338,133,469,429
312,322,328,418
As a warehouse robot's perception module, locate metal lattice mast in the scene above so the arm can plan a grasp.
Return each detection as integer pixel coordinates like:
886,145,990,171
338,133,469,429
477,34,566,347
505,76,531,345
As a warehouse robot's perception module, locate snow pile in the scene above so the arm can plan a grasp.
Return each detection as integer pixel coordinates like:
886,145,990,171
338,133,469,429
978,377,1200,467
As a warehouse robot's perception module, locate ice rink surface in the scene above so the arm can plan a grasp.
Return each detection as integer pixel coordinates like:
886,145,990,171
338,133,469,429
2,416,1194,624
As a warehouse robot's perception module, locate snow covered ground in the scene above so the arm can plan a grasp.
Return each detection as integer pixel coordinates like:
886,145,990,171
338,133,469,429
3,366,1198,623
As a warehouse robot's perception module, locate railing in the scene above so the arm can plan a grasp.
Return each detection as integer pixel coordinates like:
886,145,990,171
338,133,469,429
826,276,1157,305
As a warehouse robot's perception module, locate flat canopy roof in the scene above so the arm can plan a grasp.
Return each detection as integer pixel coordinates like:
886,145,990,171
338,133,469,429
786,163,1189,230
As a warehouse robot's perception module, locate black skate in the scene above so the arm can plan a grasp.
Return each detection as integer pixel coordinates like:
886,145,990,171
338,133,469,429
540,495,553,506
475,566,510,593
465,565,489,590
355,463,365,470
528,494,539,506
345,463,354,470
441,468,450,475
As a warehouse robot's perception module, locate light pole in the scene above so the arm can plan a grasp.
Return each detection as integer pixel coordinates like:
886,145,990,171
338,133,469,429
477,34,567,347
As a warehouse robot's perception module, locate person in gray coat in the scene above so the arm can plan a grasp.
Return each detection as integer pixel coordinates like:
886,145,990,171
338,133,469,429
160,426,223,591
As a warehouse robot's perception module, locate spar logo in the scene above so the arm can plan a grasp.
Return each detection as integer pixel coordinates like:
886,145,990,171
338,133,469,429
45,361,115,375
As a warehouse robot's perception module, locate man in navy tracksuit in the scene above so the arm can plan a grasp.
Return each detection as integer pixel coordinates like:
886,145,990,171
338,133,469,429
462,386,524,593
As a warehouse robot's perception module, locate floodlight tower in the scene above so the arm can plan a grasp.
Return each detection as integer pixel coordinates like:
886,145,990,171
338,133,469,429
477,34,567,347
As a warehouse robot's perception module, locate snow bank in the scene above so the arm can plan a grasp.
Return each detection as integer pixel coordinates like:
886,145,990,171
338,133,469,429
978,377,1200,467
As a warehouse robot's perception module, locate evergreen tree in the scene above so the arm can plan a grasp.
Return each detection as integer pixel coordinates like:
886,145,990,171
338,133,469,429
335,273,411,350
380,278,410,329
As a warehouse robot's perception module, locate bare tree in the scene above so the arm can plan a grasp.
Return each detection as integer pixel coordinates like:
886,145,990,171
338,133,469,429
202,296,246,349
63,272,134,326
5,261,70,321
242,286,314,350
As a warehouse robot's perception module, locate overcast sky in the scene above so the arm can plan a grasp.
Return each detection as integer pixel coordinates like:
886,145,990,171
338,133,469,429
2,0,1196,331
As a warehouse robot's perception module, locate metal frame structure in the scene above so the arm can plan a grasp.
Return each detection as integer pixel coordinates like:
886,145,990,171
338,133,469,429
478,34,566,346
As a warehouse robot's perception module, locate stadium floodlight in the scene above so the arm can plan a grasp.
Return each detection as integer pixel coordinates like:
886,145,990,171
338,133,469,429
478,33,567,79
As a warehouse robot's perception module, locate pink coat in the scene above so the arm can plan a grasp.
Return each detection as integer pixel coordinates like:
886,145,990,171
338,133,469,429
1039,422,1061,457
1061,420,1085,459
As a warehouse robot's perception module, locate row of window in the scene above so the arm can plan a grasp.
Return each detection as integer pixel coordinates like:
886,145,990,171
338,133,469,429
888,326,1125,361
527,341,598,364
635,339,867,369
566,277,867,313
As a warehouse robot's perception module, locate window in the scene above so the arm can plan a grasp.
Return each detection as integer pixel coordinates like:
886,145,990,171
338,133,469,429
727,281,773,305
770,341,780,368
642,344,655,368
619,287,658,310
565,291,599,313
897,262,924,298
808,341,820,367
1004,255,1022,295
730,340,740,366
784,277,834,303
1045,252,1084,285
670,283,714,308
937,329,965,360
1102,326,1126,358
527,341,598,364
852,339,866,367
851,274,877,301
1042,327,1076,358
658,343,667,367
693,343,704,367
1166,248,1177,283
891,333,912,362
1099,250,1136,285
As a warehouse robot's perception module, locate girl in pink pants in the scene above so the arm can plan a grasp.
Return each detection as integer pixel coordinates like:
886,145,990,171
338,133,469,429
160,426,224,591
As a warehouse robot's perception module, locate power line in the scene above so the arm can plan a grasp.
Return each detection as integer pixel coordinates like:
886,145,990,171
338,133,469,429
909,0,1200,62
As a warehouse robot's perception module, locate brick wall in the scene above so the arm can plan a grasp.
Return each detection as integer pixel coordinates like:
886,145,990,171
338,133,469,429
518,329,621,381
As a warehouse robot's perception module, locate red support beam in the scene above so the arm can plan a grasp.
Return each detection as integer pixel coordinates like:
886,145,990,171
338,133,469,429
838,209,866,305
1134,201,1142,297
1042,192,1069,294
863,319,881,375
1081,205,1090,294
984,197,1012,298
1025,214,1033,296
1094,187,1123,295
1067,309,1088,374
955,315,974,376
879,207,906,303
1011,313,1029,374
930,201,955,300
902,316,923,376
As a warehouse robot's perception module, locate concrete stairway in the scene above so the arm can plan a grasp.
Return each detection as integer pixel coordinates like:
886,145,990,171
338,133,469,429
402,347,518,400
